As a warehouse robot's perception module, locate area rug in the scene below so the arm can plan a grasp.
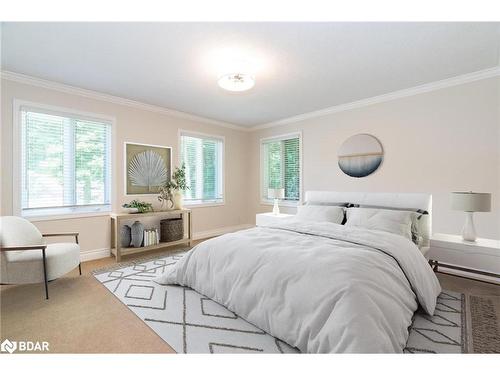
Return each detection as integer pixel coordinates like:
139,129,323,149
93,252,499,353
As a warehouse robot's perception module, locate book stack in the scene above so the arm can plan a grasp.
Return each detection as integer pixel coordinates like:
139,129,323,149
143,228,160,247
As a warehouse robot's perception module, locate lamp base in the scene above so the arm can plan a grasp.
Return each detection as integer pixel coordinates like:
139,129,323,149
462,212,477,242
272,199,280,215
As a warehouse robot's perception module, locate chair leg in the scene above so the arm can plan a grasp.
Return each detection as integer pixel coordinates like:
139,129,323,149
78,263,82,276
42,248,49,300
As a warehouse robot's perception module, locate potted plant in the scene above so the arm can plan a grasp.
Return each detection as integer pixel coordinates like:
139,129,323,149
122,200,153,213
158,164,189,210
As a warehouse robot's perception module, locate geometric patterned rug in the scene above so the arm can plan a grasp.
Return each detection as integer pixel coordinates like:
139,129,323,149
404,291,467,353
93,252,498,353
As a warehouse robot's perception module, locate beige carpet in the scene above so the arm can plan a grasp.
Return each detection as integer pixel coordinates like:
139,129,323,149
1,248,499,353
0,249,182,353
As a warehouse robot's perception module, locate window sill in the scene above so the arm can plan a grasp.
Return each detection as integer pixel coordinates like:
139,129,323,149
23,211,112,222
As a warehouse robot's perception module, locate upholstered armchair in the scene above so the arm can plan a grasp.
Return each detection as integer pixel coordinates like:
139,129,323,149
0,216,81,299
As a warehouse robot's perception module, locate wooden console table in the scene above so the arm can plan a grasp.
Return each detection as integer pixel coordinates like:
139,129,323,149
110,209,192,262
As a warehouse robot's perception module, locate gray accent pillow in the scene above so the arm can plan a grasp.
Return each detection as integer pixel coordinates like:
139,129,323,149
353,204,428,245
345,207,417,241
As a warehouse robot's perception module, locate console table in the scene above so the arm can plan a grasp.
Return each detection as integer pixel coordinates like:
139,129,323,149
110,209,192,262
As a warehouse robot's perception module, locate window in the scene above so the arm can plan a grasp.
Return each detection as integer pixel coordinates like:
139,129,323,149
17,103,112,217
261,133,301,204
180,131,224,205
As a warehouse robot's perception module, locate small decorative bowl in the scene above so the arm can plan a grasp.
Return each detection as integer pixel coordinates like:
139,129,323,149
122,207,139,214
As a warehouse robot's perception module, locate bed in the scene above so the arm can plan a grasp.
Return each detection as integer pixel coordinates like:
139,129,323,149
154,191,442,353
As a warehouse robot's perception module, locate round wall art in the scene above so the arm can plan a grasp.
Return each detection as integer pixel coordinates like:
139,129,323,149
337,134,383,178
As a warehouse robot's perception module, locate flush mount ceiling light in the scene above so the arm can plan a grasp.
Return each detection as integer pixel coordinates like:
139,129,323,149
217,73,255,92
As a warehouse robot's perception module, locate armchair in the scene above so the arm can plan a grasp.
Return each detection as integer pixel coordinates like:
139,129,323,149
0,216,81,299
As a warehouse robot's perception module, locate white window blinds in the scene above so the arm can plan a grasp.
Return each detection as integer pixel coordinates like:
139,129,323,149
261,134,301,202
180,132,224,205
20,106,112,217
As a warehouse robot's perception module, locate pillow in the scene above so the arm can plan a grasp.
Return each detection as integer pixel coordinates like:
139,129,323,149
296,205,344,224
348,204,429,245
345,207,417,240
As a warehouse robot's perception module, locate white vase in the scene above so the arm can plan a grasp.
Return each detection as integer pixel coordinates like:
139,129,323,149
173,191,183,210
123,207,139,214
160,199,174,211
462,212,477,242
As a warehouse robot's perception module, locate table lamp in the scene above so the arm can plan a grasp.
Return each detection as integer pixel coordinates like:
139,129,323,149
451,191,491,242
268,188,285,215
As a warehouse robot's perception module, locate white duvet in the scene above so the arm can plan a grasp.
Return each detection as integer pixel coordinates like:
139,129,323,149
154,220,441,353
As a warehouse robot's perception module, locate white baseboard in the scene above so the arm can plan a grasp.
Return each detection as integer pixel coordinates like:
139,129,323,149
80,224,254,262
193,224,254,240
80,248,111,262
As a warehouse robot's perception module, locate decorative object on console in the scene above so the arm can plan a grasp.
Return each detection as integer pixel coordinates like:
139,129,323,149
160,218,184,242
122,200,153,213
143,228,160,246
157,187,174,210
125,142,171,195
451,192,491,242
120,225,132,247
130,220,144,248
268,188,285,215
158,164,189,210
338,134,383,178
121,207,139,214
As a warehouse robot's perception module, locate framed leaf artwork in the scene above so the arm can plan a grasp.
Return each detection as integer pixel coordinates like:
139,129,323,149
125,142,172,195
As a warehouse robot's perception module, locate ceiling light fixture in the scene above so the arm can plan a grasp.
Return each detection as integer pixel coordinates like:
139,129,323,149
217,73,255,92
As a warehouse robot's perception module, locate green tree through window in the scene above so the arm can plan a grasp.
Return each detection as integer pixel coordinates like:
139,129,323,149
21,107,111,217
262,135,300,201
181,133,223,204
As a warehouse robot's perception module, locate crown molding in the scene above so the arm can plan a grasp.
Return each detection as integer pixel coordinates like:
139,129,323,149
3,66,499,133
0,70,250,132
251,66,500,131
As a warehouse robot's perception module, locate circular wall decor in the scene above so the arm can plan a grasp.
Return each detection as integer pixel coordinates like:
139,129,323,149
338,134,383,178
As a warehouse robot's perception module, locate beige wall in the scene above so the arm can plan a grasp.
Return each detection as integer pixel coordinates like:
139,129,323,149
2,75,499,258
1,78,253,254
250,77,500,239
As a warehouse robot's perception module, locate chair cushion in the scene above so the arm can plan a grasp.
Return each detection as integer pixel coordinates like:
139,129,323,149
2,242,80,283
0,216,43,247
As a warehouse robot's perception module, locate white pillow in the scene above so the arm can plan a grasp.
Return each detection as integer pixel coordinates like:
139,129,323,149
296,205,344,224
345,208,416,240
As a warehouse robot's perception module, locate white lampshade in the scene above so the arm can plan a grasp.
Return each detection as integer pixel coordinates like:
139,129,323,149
268,188,285,199
451,192,491,212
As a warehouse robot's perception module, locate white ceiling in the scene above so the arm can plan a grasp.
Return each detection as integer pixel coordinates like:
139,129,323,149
2,22,499,127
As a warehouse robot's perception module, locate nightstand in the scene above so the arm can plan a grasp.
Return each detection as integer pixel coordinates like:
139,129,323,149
428,233,500,283
256,212,294,226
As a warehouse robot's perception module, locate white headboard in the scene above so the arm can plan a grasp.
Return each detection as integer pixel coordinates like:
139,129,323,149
304,191,432,245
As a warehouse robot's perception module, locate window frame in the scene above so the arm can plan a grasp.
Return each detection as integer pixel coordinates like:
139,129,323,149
12,99,116,221
178,129,225,208
260,131,303,207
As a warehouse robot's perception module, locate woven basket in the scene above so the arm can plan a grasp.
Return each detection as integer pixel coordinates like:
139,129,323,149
160,218,184,242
